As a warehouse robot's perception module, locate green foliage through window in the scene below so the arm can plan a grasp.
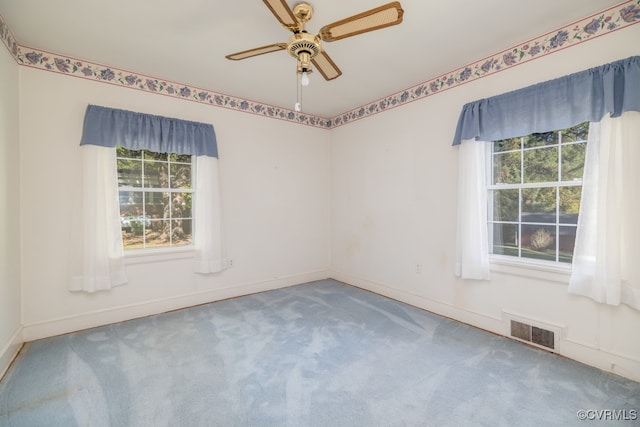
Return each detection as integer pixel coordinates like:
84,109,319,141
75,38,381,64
488,122,588,263
117,147,194,250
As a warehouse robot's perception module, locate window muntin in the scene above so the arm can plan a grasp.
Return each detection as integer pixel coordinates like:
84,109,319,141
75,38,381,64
117,147,194,250
488,122,588,264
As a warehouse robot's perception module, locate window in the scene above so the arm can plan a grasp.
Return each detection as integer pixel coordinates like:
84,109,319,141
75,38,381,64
117,147,194,250
488,122,588,263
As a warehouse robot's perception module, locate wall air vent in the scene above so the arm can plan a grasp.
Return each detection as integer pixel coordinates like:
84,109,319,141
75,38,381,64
503,312,563,352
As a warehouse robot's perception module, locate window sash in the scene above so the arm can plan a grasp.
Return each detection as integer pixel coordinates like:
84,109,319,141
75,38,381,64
487,129,586,264
117,149,196,251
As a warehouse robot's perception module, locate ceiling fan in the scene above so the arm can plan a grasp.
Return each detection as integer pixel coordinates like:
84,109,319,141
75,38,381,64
226,0,404,88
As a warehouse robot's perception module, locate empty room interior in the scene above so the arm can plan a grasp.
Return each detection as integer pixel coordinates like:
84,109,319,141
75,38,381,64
1,0,640,425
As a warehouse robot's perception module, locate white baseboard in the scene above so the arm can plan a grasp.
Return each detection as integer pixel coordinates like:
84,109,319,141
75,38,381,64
0,325,23,380
330,270,504,334
19,269,639,383
22,270,329,342
330,270,640,383
561,337,640,383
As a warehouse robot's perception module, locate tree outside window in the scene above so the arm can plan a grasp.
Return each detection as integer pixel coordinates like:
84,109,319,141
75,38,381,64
488,122,588,263
116,147,194,250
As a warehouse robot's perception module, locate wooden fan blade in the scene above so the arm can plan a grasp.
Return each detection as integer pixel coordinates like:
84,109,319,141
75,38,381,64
319,1,404,42
263,0,301,31
226,43,287,61
311,51,342,81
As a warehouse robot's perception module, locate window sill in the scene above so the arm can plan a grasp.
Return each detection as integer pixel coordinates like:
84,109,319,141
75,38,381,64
124,246,195,265
489,255,571,284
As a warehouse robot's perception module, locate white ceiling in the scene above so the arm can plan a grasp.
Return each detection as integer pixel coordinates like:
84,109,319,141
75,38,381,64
0,0,624,117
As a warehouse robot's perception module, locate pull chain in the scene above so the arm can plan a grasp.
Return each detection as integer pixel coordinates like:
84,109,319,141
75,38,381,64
295,71,302,112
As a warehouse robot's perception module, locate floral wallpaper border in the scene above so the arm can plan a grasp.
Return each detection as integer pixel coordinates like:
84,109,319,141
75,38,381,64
332,0,640,127
1,0,639,129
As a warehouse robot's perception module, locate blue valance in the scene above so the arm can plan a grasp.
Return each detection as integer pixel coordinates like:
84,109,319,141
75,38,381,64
80,105,218,157
452,56,640,145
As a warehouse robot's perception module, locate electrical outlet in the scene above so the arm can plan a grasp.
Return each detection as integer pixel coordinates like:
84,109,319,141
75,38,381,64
228,259,234,267
416,264,422,274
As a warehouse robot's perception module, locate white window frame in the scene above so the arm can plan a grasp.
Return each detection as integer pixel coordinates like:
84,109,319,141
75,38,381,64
117,148,196,253
486,125,587,276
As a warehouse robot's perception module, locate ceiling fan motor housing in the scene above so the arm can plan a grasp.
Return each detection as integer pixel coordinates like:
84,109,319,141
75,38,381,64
288,32,321,73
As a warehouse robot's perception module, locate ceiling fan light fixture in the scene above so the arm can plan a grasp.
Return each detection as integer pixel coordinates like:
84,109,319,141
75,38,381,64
296,51,313,72
301,71,310,86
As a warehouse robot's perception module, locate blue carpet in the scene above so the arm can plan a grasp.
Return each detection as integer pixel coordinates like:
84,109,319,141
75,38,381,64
1,279,639,426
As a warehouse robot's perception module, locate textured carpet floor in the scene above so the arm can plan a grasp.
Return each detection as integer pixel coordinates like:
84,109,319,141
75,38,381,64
1,279,639,426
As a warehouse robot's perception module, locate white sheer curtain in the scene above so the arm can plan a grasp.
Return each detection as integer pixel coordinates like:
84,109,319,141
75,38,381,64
569,111,640,310
71,106,223,292
193,155,225,273
69,145,127,292
455,139,491,280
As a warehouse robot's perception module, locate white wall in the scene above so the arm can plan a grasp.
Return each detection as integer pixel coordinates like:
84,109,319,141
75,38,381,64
0,44,22,376
330,25,640,382
18,67,330,340
7,13,640,384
